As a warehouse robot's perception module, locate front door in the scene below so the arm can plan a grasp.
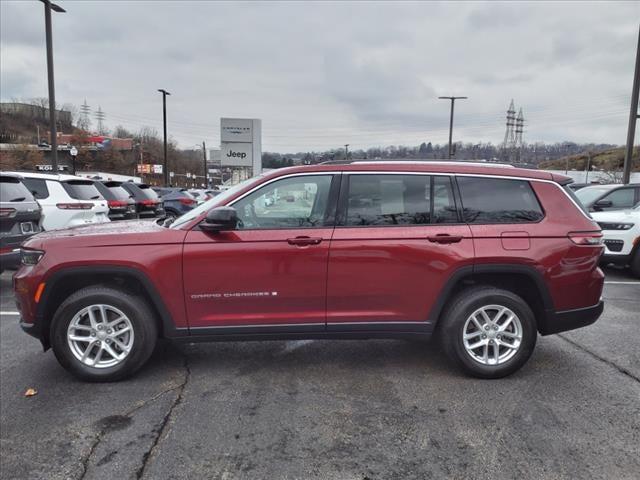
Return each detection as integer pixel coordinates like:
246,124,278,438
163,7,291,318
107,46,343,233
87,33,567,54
183,173,338,331
326,173,474,331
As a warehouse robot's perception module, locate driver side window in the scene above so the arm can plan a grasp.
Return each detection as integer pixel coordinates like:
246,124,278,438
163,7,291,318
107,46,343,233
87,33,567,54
232,175,333,229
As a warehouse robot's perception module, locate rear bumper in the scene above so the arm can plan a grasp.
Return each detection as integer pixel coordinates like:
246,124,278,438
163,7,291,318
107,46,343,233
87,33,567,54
539,300,604,336
108,211,137,221
0,250,21,270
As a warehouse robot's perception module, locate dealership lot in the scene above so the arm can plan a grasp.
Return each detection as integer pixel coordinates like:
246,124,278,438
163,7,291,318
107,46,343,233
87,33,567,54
0,268,638,480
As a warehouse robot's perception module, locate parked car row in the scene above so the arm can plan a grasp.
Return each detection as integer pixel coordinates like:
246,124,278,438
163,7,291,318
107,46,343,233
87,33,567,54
0,171,199,270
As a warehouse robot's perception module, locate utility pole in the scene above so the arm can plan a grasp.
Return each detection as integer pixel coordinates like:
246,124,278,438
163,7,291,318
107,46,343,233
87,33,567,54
344,144,349,159
438,96,467,158
40,0,65,173
623,24,640,185
585,151,591,184
202,141,207,188
158,89,170,186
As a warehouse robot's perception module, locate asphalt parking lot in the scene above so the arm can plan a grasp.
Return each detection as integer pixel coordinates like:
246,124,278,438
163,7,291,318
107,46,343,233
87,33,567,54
1,268,639,480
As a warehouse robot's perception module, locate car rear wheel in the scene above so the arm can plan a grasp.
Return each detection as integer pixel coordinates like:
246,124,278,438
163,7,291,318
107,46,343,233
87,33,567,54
51,286,158,382
438,286,537,379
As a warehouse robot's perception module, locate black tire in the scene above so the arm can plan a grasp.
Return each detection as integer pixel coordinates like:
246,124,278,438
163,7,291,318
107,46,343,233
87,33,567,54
51,286,158,382
630,249,640,279
438,286,537,379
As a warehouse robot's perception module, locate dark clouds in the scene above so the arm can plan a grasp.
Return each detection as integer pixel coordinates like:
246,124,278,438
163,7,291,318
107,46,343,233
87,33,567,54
1,0,638,151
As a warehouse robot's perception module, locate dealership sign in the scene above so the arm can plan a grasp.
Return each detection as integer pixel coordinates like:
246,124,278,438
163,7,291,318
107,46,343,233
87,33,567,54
220,118,262,173
36,164,68,172
221,142,252,167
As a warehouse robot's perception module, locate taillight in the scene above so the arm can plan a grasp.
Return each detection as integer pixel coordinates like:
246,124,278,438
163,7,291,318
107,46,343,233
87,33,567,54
140,199,158,206
56,203,93,210
108,200,128,208
0,208,16,217
568,231,603,245
179,197,196,206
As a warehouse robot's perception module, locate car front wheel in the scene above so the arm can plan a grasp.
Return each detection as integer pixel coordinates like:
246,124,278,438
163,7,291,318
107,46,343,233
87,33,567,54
439,286,537,379
51,286,158,382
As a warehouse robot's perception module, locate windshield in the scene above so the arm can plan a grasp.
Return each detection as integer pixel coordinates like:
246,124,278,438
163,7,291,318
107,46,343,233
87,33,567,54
108,185,133,200
138,185,159,200
0,177,35,202
62,180,104,200
575,186,614,206
170,176,262,228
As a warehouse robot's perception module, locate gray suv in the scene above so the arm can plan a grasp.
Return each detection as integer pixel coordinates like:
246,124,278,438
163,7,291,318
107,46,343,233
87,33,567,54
0,173,42,273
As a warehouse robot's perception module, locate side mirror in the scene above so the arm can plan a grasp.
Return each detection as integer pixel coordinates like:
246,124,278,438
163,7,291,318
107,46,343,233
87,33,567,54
200,206,238,232
593,199,613,210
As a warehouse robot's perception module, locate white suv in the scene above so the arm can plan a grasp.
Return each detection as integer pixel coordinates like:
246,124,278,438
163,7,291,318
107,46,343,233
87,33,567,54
10,172,110,231
592,204,640,277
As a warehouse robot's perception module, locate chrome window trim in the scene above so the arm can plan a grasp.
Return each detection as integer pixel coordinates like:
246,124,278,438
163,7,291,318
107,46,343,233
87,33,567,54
221,170,592,222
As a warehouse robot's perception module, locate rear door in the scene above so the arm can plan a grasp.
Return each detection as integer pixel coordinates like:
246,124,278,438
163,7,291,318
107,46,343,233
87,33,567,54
326,173,474,331
182,173,339,330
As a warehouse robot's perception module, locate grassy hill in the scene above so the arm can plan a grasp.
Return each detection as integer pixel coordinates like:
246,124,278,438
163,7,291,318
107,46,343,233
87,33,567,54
538,146,640,172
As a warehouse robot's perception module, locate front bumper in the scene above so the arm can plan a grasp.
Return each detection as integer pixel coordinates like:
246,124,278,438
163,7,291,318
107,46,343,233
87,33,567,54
539,300,604,336
601,253,632,266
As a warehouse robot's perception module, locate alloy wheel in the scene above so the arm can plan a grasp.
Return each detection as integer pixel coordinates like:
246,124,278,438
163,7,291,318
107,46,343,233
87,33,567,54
462,304,523,366
67,304,135,369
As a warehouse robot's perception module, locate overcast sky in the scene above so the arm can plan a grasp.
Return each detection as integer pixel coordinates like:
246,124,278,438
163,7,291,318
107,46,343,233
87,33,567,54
1,1,638,152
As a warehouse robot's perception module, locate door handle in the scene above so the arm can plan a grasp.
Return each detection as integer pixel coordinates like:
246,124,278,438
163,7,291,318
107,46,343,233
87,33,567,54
427,234,463,244
287,236,323,246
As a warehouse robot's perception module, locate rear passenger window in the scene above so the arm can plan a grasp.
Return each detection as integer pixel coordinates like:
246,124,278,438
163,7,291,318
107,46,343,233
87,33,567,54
21,178,50,199
457,177,543,223
345,174,458,226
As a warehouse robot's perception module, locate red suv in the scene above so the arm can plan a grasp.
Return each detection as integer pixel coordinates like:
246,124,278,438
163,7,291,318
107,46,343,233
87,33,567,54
14,162,604,381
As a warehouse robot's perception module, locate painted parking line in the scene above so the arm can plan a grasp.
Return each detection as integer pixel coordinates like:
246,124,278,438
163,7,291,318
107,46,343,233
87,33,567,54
0,311,20,315
604,281,640,285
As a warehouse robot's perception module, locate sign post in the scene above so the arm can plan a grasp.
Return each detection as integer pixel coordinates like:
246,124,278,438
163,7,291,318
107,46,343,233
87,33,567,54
69,146,78,175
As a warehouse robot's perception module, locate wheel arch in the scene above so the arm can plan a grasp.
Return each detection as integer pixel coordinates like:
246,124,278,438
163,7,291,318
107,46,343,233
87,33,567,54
36,266,183,350
428,264,556,335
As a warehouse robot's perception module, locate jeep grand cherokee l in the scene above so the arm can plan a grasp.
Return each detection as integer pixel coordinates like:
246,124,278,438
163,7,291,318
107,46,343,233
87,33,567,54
14,162,605,381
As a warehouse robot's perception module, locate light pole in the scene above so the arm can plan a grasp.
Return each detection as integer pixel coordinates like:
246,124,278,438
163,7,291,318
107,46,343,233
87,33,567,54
158,89,170,186
202,141,207,188
40,0,65,173
623,24,640,185
438,96,467,158
344,144,349,159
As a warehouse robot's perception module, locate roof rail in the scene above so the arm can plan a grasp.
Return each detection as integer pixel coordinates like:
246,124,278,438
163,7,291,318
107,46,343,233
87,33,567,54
318,159,516,168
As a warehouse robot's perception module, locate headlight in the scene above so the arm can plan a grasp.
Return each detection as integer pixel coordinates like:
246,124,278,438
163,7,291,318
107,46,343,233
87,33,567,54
597,222,634,231
21,249,45,265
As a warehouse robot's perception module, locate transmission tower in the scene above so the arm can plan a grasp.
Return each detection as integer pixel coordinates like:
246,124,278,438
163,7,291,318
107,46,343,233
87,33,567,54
515,108,524,147
95,106,106,135
514,108,525,162
503,99,516,148
79,99,91,131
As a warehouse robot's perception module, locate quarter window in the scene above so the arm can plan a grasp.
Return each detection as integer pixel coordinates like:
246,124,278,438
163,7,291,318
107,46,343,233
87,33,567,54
457,177,543,223
345,174,457,226
232,175,333,229
21,178,50,199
